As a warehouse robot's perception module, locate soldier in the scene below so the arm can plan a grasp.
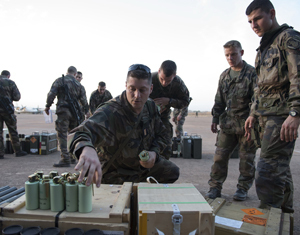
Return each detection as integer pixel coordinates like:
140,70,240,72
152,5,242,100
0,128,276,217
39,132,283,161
150,60,190,159
0,70,27,159
45,66,89,167
89,81,113,115
75,71,89,120
75,71,83,83
206,40,258,201
172,97,192,138
68,64,180,187
245,0,300,213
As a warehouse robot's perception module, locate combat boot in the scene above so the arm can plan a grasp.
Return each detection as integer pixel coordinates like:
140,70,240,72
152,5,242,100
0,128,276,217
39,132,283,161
15,150,27,157
71,158,77,164
233,188,248,201
205,188,221,199
53,158,71,167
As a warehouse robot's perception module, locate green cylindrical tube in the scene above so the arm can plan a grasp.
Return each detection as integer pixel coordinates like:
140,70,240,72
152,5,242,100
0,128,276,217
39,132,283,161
25,180,39,210
39,175,50,210
65,176,78,212
139,150,150,162
78,183,92,213
50,182,64,212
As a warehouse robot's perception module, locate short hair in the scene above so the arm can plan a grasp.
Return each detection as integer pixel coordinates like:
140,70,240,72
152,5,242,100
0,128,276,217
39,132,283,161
223,40,242,50
1,70,10,76
246,0,274,15
127,64,152,84
99,81,106,87
160,60,177,77
67,66,77,75
77,71,82,76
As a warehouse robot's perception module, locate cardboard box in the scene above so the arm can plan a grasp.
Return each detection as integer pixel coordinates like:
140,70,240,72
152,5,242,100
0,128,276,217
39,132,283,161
207,198,293,235
0,183,132,235
137,183,214,235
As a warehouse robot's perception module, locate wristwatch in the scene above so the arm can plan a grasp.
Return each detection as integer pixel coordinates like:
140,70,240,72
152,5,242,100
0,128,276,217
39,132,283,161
289,110,298,117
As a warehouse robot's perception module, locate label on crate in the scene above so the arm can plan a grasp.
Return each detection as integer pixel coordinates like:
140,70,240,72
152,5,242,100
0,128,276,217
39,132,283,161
242,215,267,226
241,208,264,216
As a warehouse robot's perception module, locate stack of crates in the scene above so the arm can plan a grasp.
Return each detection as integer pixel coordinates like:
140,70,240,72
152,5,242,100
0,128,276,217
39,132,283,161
40,131,57,155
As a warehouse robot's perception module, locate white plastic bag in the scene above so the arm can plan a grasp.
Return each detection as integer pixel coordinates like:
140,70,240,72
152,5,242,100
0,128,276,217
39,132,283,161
43,110,53,123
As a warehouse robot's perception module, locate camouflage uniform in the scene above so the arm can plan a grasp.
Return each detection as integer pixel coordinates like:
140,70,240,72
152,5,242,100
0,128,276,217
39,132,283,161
173,106,188,138
250,24,300,213
68,91,180,184
150,72,190,159
209,61,258,192
46,75,89,162
0,76,22,156
89,89,113,115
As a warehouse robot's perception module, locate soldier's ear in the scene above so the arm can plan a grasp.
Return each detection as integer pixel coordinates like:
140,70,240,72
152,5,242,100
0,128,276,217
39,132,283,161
150,84,153,94
241,50,244,56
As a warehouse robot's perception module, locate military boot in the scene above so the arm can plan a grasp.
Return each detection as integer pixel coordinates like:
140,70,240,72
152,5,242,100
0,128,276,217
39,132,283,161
233,188,248,201
53,156,71,167
15,150,27,157
205,188,221,199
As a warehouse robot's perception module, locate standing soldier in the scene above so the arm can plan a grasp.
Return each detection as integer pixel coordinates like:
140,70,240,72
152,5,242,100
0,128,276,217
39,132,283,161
0,70,27,159
150,60,190,159
75,71,89,120
89,81,113,115
245,0,300,213
44,66,89,167
206,41,258,201
172,97,192,138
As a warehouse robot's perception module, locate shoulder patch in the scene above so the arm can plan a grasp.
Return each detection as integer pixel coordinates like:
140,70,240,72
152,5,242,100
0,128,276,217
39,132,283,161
286,37,300,50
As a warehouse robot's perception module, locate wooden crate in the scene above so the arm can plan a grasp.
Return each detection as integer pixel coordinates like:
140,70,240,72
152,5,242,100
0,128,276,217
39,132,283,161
207,198,293,235
137,183,214,235
0,183,132,235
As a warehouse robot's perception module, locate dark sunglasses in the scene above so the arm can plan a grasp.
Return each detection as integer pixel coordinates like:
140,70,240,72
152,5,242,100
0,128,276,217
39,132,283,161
128,64,151,74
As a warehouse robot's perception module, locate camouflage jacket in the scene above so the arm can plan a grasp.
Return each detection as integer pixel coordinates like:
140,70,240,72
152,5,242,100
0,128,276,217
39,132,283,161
89,89,113,114
150,72,190,119
68,91,168,173
212,61,257,125
46,74,89,115
173,107,188,119
250,24,300,117
0,76,21,113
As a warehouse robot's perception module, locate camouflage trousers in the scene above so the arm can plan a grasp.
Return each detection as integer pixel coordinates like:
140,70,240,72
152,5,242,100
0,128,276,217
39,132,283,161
0,113,21,155
56,112,78,160
161,117,173,160
102,157,180,184
256,115,294,213
174,117,186,138
208,129,257,191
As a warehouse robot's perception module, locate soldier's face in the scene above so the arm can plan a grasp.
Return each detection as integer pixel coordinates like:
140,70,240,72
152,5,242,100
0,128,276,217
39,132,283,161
126,76,153,114
247,8,275,37
224,47,244,69
158,70,175,87
98,86,106,95
75,74,82,82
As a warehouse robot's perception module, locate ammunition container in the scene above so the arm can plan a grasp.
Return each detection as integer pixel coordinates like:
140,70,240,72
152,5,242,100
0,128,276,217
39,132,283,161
64,228,84,235
39,175,51,210
191,135,202,159
181,136,192,159
50,176,64,212
40,132,57,155
40,227,60,235
65,176,78,212
5,134,13,154
78,178,92,213
25,174,40,210
20,226,41,235
29,132,40,155
84,229,104,235
2,225,23,235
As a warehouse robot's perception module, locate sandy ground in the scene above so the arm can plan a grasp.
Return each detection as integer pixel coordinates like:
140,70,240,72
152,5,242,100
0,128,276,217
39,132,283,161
0,113,299,233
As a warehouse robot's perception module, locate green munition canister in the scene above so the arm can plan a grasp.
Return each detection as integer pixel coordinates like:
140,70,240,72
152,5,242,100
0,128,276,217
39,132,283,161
50,176,64,212
65,176,78,212
139,150,150,161
49,171,58,184
78,178,92,213
25,174,39,210
39,175,51,210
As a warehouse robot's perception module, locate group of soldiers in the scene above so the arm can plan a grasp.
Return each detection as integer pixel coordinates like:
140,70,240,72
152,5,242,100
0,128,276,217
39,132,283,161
0,0,299,215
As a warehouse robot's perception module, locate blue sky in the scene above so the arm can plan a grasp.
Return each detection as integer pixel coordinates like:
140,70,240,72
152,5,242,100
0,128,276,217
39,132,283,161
1,0,300,111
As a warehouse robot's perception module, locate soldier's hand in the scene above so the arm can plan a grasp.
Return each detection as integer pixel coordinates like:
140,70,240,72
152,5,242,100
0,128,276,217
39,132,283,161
245,116,256,141
177,115,182,121
153,97,170,106
139,151,156,169
85,112,90,119
172,117,176,122
211,123,218,133
280,116,300,142
75,146,102,188
44,107,50,115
